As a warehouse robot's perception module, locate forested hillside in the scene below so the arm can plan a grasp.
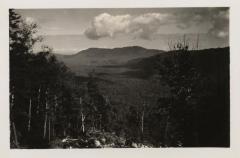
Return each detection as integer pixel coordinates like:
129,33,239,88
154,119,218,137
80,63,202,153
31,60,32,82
10,9,229,148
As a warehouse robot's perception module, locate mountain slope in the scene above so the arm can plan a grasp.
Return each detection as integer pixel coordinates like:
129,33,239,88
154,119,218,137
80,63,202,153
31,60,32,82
56,46,164,67
123,47,230,78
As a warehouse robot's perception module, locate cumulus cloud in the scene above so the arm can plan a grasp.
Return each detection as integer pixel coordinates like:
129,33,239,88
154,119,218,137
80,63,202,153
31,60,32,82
85,13,131,40
84,12,171,40
131,13,171,39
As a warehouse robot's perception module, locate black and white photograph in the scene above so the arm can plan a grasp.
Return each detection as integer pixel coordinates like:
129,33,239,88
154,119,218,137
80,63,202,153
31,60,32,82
9,7,230,149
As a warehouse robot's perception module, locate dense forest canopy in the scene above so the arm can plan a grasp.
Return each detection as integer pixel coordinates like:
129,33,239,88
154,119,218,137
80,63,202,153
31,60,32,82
10,9,229,148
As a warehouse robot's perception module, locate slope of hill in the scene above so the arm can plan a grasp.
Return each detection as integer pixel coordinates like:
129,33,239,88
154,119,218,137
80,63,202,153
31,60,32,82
119,47,230,79
55,46,164,76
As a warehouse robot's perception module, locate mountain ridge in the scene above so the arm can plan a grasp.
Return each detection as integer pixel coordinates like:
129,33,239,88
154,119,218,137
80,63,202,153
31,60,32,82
54,46,164,57
55,46,165,68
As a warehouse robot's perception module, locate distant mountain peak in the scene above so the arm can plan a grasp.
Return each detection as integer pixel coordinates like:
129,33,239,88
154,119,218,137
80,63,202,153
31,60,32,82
75,46,160,55
84,46,145,51
56,46,164,68
113,46,146,50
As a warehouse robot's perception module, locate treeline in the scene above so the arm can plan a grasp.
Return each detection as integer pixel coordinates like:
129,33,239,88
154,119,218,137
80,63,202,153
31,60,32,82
9,9,113,148
10,9,73,148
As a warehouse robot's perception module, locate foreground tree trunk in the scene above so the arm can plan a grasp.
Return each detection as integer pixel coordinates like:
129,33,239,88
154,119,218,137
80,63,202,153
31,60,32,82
37,87,41,114
81,112,85,133
48,118,51,142
79,97,86,133
43,91,48,139
141,111,144,135
43,114,48,139
10,90,19,147
10,89,14,109
164,115,170,146
11,121,19,148
28,98,32,132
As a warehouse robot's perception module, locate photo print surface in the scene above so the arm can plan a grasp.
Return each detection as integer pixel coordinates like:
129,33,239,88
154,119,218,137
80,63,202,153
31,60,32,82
9,8,229,148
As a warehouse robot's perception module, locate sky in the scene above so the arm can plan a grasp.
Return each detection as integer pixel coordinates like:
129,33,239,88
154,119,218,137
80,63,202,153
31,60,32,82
16,8,229,55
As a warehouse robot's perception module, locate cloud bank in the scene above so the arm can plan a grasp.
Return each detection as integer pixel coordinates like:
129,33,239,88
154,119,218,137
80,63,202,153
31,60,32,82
208,8,229,38
174,8,229,39
84,8,229,40
84,12,171,40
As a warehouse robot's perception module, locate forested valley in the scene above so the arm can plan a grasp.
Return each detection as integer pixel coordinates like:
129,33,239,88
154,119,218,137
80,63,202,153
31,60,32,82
10,9,229,148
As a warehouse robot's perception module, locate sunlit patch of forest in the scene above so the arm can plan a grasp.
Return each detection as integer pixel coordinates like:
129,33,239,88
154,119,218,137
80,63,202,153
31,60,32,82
10,9,229,148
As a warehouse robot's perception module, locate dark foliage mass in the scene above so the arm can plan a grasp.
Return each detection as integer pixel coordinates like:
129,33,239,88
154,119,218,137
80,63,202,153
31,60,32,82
9,9,113,148
9,9,229,148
